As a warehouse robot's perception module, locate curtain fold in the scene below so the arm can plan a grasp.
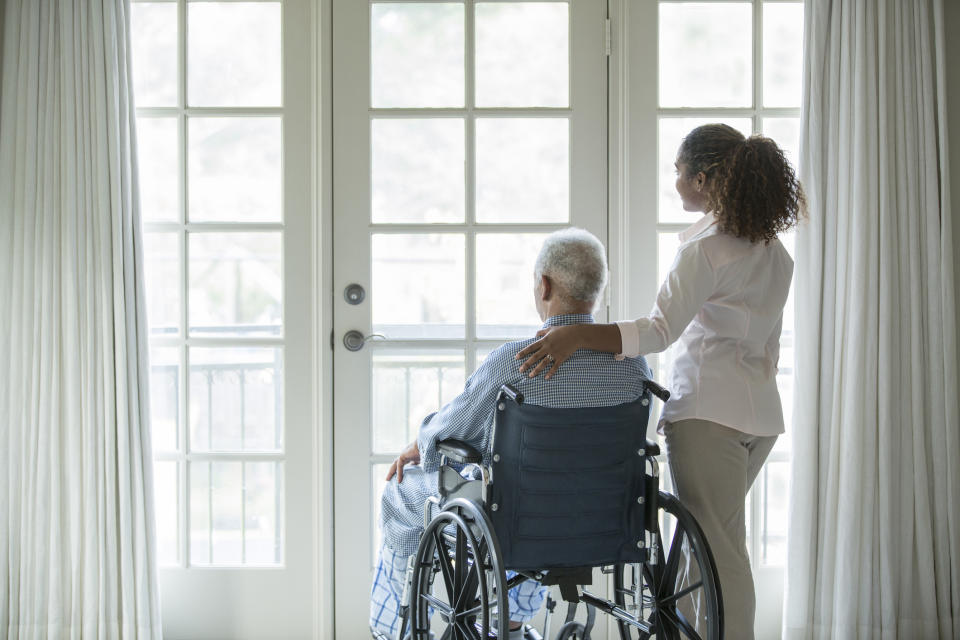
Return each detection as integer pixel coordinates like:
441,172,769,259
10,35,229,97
786,0,959,638
0,0,162,637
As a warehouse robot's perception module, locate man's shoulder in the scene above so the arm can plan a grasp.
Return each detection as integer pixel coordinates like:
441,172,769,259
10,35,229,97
474,338,535,380
480,335,651,378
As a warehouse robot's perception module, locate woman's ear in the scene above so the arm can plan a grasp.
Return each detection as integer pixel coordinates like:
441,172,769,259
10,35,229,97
696,171,707,192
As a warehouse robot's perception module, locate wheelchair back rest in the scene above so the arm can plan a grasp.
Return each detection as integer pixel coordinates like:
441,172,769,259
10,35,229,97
488,392,652,570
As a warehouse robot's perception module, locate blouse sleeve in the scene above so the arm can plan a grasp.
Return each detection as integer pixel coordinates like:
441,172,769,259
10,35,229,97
616,240,717,358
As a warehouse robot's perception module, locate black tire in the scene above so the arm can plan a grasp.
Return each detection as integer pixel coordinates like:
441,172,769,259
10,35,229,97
409,499,509,640
613,492,723,640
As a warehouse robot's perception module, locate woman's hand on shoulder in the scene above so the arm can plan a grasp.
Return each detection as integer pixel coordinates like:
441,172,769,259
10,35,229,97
515,324,584,380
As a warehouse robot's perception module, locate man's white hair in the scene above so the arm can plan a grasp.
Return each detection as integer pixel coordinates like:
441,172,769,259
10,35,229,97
534,228,608,303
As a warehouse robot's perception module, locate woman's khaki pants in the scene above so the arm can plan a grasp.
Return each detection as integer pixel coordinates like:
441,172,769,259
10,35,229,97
664,419,778,640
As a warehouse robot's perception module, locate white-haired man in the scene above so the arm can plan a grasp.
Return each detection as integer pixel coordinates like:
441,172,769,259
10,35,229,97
370,229,652,639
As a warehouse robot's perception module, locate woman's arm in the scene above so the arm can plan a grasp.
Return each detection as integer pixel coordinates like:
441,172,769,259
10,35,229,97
618,241,716,357
517,241,718,379
515,323,622,379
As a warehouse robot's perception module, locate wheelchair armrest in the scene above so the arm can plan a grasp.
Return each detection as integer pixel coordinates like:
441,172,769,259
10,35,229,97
643,440,660,457
437,439,483,464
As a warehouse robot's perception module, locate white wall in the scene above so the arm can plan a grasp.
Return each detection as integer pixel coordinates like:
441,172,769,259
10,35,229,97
0,0,5,116
947,1,960,351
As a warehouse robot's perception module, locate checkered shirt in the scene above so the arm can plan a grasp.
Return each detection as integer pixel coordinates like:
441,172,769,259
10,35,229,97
379,314,652,557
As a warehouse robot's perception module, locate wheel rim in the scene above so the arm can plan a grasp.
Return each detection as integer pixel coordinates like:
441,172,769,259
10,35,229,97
613,493,722,640
409,505,506,640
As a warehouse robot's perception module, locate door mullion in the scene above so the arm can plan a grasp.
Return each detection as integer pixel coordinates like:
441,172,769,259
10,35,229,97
465,0,477,374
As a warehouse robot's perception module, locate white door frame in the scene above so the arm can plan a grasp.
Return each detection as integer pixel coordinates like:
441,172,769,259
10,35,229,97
329,1,609,636
153,1,319,637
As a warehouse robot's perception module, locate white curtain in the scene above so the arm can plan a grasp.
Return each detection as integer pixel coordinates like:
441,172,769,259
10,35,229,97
786,0,959,638
0,0,162,637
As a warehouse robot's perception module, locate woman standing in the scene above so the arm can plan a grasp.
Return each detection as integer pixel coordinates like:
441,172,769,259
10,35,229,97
516,123,805,639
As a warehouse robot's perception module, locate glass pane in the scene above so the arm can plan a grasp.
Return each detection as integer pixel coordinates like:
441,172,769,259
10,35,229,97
371,463,390,566
189,347,283,452
211,461,243,565
762,117,801,168
189,461,211,564
761,461,788,566
659,3,752,108
131,3,177,107
188,117,281,222
143,232,180,336
475,2,568,107
776,352,793,451
188,232,282,336
154,461,179,566
476,118,569,223
476,233,547,339
763,3,804,108
244,461,282,565
371,3,464,108
774,230,795,453
149,346,180,453
371,347,465,454
372,234,465,339
136,117,179,222
190,461,243,565
659,117,752,224
187,2,281,107
372,119,465,223
657,232,683,384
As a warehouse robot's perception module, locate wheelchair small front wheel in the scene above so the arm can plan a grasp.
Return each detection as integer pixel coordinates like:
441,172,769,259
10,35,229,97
554,621,587,640
409,501,509,640
613,491,723,640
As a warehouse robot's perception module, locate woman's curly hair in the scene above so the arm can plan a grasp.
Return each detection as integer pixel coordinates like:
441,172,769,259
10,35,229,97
678,124,806,244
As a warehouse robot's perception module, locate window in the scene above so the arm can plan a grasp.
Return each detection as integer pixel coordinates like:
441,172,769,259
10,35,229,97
654,0,803,568
133,0,286,568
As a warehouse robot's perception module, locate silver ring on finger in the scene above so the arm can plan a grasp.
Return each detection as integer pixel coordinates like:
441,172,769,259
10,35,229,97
546,354,555,362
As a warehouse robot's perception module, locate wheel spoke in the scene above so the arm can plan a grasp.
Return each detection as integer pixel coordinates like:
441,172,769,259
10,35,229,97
457,620,482,640
420,592,454,618
456,601,485,620
661,524,685,595
659,581,704,607
659,605,703,640
457,526,467,589
455,555,480,611
439,626,455,640
433,528,457,597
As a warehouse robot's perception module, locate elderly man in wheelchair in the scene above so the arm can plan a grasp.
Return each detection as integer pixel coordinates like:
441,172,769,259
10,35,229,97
371,229,722,640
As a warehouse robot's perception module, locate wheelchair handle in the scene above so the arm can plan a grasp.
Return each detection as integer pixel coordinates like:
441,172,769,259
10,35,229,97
498,384,524,405
643,379,670,403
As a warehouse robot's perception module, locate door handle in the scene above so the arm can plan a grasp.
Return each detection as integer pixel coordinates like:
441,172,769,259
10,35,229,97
343,330,385,352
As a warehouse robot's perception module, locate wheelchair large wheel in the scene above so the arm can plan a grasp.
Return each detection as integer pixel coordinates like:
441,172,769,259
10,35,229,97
409,499,509,639
613,492,723,640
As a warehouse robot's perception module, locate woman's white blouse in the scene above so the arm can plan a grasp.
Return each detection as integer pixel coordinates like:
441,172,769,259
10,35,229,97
616,213,794,436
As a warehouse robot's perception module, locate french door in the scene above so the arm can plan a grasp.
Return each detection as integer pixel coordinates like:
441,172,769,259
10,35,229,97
132,1,315,637
331,0,609,635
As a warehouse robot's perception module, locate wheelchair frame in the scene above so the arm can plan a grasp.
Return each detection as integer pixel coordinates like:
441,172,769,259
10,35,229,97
399,383,724,640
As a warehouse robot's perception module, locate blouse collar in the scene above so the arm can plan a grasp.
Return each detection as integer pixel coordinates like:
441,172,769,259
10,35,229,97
679,212,718,243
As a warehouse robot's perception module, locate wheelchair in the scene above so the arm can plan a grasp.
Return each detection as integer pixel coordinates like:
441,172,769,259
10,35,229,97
398,381,724,640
